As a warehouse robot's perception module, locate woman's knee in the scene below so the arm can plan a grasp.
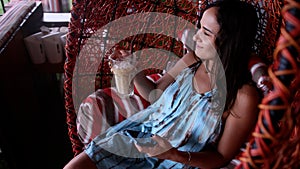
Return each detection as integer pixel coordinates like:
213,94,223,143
63,152,97,169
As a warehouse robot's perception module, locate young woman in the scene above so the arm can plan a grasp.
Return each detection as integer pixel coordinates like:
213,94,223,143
64,0,260,168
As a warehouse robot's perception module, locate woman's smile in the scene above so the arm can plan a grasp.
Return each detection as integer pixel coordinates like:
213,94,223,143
193,7,219,61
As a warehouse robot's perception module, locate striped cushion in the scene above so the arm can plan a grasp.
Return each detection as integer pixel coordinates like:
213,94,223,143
77,74,161,146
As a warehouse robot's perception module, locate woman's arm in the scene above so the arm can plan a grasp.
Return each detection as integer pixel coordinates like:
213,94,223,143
138,84,260,169
180,84,259,168
133,52,197,103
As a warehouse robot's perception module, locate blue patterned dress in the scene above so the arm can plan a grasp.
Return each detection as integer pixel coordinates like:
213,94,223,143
85,63,223,169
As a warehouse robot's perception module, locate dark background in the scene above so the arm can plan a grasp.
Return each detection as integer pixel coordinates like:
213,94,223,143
0,2,73,169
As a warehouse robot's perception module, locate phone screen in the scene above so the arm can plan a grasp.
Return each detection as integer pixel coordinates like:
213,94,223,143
124,129,157,146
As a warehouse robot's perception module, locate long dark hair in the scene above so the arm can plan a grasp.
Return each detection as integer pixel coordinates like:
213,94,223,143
203,0,259,111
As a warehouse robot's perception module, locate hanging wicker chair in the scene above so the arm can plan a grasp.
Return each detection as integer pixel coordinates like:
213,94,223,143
63,0,300,168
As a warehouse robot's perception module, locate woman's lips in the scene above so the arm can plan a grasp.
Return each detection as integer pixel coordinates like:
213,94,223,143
195,44,202,49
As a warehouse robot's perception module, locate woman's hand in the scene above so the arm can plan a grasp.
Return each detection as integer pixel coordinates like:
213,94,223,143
109,49,130,60
135,135,176,159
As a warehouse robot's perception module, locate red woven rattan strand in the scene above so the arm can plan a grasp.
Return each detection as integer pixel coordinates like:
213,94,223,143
237,0,300,168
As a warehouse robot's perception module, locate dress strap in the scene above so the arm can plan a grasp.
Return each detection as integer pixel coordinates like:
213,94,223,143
188,61,202,73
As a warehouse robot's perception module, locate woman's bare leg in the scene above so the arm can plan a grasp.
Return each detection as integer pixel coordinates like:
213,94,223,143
63,152,97,169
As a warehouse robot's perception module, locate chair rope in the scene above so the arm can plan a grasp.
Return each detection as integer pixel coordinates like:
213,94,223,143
237,0,300,168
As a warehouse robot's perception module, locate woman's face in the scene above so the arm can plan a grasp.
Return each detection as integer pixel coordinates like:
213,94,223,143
193,7,220,61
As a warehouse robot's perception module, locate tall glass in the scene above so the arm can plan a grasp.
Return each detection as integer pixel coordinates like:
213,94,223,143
109,53,137,97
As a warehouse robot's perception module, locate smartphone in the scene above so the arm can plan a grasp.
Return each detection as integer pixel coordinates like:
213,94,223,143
124,129,157,147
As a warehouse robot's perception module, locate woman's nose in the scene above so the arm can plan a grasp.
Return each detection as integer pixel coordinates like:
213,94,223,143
193,33,199,42
193,29,203,42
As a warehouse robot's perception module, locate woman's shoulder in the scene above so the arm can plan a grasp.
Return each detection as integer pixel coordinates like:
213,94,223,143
238,83,259,98
180,52,199,66
232,84,260,117
237,84,260,108
166,52,198,78
237,83,261,100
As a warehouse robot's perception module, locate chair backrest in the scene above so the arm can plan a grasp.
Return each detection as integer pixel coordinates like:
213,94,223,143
64,1,300,168
64,0,198,156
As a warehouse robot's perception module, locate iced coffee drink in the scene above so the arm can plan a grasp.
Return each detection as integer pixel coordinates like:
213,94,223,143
110,55,137,96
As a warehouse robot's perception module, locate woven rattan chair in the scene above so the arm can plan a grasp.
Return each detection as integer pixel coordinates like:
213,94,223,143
64,0,300,168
